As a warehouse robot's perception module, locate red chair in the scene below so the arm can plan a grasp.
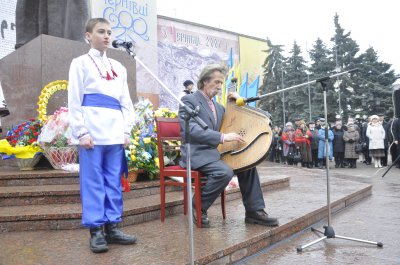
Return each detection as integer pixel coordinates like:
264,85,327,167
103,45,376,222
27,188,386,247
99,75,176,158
155,117,226,228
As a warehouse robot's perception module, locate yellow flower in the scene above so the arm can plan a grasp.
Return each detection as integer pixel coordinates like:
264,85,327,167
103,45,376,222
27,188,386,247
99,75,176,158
143,137,151,144
160,108,169,112
154,157,159,168
154,109,163,117
130,154,136,161
135,136,139,141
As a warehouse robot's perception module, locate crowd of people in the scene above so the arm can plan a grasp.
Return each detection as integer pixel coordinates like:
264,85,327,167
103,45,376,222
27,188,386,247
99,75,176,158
268,115,400,169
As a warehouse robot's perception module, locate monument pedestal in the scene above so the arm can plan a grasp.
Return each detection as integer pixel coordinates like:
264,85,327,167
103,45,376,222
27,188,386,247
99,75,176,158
0,34,137,137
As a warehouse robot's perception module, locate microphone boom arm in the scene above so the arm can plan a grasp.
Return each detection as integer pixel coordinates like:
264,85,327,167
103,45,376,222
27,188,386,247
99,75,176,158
249,69,357,102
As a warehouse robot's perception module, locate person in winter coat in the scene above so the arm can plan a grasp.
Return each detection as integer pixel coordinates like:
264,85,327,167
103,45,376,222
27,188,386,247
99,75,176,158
366,115,386,168
392,118,400,168
317,121,334,168
294,120,313,168
309,121,319,168
332,121,345,168
281,122,296,165
343,123,360,168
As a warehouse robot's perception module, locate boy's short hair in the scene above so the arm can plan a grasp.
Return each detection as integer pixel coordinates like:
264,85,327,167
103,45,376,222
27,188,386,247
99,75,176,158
85,18,110,33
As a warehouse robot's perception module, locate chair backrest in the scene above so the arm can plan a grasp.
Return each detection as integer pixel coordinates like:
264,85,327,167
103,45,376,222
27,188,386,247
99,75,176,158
155,117,181,169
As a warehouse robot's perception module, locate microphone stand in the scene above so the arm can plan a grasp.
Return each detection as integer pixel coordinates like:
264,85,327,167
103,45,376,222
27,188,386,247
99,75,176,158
381,154,400,178
121,46,207,265
239,69,383,251
296,75,383,252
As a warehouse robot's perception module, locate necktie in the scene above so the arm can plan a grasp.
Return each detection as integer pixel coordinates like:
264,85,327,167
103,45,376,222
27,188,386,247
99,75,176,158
208,101,217,125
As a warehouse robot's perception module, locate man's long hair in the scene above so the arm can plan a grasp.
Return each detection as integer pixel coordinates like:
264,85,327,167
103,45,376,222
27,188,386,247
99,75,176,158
197,64,228,90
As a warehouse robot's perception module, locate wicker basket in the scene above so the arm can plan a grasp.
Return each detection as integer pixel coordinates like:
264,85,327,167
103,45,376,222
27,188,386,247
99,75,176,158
44,146,78,169
127,169,144,183
16,154,42,170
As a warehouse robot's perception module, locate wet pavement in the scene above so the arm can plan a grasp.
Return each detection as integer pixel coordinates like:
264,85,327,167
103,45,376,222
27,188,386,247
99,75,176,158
0,160,382,265
240,162,400,265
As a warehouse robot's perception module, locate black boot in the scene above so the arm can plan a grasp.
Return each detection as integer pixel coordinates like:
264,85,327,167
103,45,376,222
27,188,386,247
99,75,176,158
89,227,108,253
245,209,279,227
193,207,210,228
104,223,137,245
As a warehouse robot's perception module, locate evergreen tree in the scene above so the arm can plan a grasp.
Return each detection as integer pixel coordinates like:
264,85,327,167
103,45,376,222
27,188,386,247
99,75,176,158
259,38,286,126
308,38,336,121
331,13,361,120
284,41,308,122
353,47,397,117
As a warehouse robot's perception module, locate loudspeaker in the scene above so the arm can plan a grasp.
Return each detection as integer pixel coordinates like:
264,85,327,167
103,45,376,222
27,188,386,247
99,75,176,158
394,85,400,118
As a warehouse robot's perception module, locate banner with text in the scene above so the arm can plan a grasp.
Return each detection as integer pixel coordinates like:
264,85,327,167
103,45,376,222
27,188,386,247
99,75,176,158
91,0,158,95
157,17,239,109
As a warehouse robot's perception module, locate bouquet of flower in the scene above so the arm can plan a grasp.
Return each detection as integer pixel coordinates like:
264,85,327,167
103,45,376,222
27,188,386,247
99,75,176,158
38,107,77,169
154,107,178,118
0,118,43,159
126,99,158,180
38,107,72,148
126,99,179,180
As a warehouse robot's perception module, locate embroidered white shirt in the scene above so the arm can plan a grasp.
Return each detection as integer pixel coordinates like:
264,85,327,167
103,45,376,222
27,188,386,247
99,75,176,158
68,48,135,145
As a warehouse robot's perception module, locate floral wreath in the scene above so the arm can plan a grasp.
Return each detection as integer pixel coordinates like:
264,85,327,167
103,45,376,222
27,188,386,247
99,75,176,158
37,80,68,122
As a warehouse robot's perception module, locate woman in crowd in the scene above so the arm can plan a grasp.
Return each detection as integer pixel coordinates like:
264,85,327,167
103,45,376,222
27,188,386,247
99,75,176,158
281,122,296,165
366,115,386,168
343,123,360,168
317,119,334,168
294,120,312,168
332,121,345,168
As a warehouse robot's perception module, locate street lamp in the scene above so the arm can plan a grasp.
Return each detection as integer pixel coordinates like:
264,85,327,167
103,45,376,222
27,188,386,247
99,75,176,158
305,70,312,122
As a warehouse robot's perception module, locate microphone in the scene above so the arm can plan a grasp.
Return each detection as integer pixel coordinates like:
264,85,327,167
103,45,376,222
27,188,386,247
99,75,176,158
112,40,133,49
236,96,260,106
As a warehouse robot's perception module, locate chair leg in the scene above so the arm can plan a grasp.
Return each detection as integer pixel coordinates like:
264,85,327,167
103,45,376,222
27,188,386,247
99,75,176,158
194,177,202,228
221,190,226,220
183,177,188,215
160,176,166,222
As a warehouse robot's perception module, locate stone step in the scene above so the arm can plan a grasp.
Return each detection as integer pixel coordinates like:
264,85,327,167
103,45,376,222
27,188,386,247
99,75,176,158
0,169,79,186
0,180,184,206
0,167,289,206
0,164,372,264
0,174,290,232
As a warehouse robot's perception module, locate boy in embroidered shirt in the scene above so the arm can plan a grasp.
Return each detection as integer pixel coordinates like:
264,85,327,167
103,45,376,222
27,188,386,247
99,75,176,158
68,18,136,253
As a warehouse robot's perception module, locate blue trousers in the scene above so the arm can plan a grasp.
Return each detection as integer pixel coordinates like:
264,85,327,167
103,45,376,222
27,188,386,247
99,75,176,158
79,145,124,228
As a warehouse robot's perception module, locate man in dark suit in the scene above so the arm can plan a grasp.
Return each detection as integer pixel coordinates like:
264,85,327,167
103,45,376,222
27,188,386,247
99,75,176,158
178,64,278,228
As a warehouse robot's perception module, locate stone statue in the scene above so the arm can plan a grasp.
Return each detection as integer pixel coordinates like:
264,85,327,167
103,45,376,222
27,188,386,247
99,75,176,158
15,0,90,49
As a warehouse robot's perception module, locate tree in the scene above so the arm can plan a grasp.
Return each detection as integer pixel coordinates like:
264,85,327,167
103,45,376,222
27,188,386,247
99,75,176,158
259,38,286,126
284,41,308,122
353,47,397,117
331,13,361,120
308,38,336,121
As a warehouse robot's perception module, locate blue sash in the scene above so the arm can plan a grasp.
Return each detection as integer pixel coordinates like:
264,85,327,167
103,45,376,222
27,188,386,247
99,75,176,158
82,93,121,110
81,93,128,179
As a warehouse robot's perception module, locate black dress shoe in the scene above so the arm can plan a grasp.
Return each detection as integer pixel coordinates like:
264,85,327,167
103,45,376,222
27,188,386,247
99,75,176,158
104,223,137,245
245,210,279,227
193,208,210,228
89,227,108,253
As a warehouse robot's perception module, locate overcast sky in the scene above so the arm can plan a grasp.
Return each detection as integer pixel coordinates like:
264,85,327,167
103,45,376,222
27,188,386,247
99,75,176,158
157,0,399,76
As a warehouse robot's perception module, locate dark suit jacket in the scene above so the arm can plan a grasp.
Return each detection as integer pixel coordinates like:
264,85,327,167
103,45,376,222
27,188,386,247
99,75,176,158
179,91,225,169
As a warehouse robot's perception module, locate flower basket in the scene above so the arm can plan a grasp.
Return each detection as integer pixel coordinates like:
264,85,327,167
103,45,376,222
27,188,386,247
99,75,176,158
16,154,42,170
127,169,144,183
44,146,78,169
